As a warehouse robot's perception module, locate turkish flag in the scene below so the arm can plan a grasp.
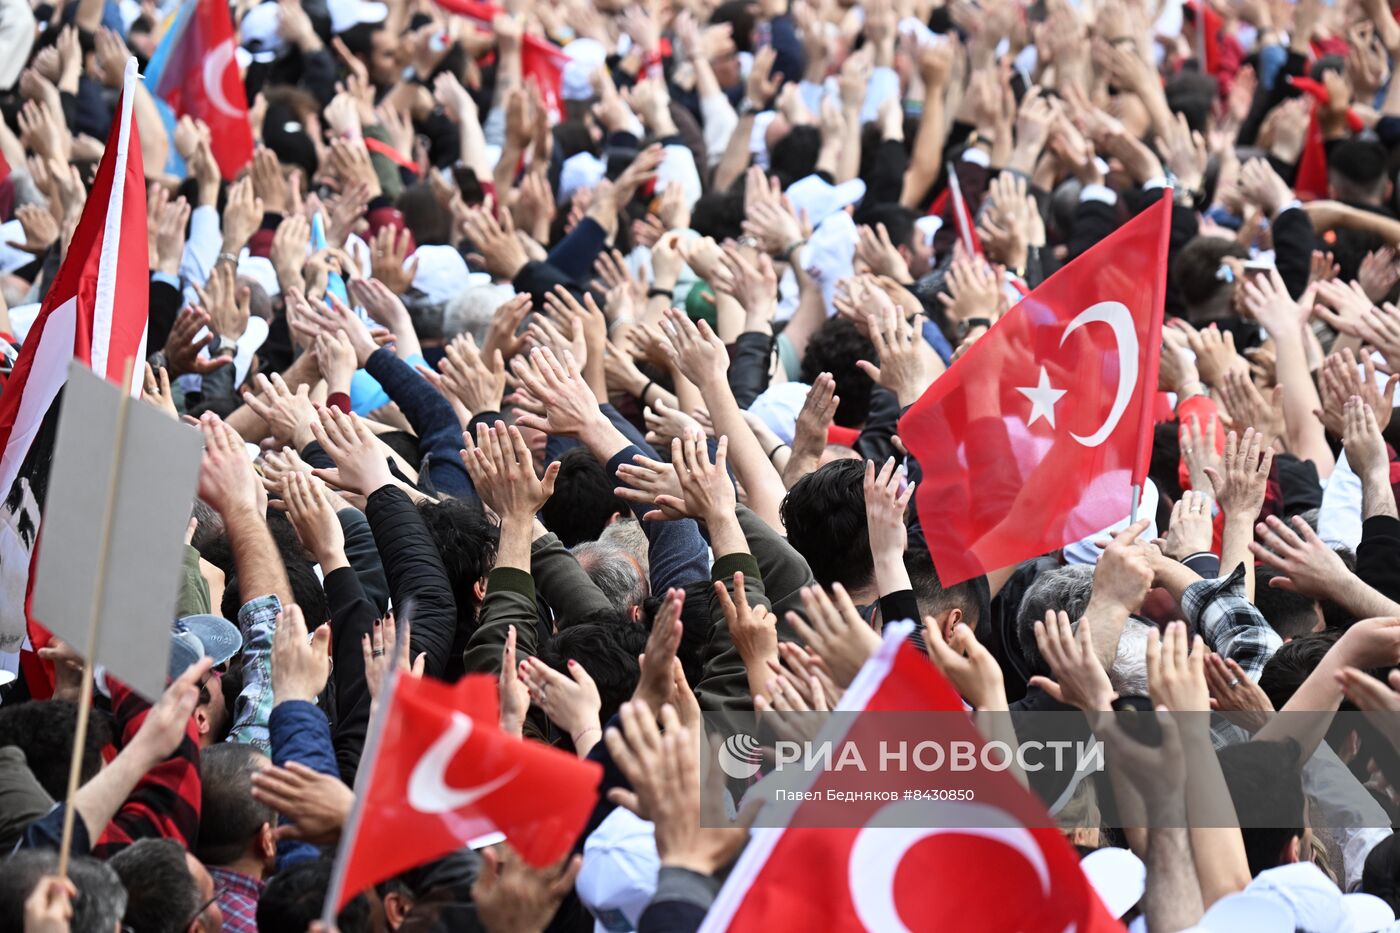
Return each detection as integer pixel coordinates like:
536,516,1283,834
429,0,571,118
0,59,148,691
700,627,1123,933
334,674,601,909
150,0,254,178
900,196,1171,585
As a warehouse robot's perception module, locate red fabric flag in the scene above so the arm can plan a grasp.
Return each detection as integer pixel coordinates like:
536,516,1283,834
1294,105,1329,201
899,196,1172,585
1185,1,1223,75
1289,76,1365,202
151,0,254,178
333,673,601,910
429,0,571,118
700,629,1123,933
946,162,983,257
0,59,148,688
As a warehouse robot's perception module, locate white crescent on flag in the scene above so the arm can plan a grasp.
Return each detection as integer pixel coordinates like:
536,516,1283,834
848,800,1058,933
201,39,243,119
1059,301,1138,449
406,711,521,814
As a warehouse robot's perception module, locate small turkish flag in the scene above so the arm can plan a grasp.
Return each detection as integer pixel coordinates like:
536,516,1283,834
700,627,1123,933
150,0,254,178
333,674,601,909
900,196,1171,585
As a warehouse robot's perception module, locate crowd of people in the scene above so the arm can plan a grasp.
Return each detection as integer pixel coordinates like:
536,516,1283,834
7,0,1400,928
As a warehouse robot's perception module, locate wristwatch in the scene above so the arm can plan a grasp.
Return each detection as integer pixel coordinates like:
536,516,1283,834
209,335,238,358
956,317,992,340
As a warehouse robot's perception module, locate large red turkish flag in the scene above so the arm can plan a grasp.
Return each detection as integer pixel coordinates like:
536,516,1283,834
0,59,148,690
333,673,601,909
700,626,1123,933
900,196,1172,585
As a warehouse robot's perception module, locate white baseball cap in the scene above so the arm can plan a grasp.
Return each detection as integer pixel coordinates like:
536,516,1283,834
1156,863,1397,933
784,174,866,228
576,808,659,933
1080,847,1145,918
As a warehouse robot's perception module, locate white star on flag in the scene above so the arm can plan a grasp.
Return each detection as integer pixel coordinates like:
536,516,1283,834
1015,366,1067,428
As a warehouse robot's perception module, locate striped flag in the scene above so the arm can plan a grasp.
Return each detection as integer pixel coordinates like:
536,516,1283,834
0,58,149,687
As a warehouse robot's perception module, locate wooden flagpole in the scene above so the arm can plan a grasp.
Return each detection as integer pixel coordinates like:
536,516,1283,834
56,357,135,878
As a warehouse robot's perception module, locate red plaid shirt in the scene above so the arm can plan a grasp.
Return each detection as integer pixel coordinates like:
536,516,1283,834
208,866,264,933
91,677,201,858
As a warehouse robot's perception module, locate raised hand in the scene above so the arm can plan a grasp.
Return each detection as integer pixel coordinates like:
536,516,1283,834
855,298,942,407
1203,428,1272,525
1312,279,1375,338
659,307,729,390
482,293,531,364
142,363,178,420
361,612,425,703
854,223,912,282
633,587,685,714
367,225,419,296
281,471,345,569
1249,514,1352,599
648,434,735,523
519,654,603,754
937,251,1003,324
309,406,394,497
1146,621,1209,712
198,413,258,517
460,421,560,521
429,333,506,418
164,306,233,377
925,620,1007,711
1178,412,1221,498
715,571,779,695
1090,518,1156,617
1217,369,1284,450
1029,610,1118,712
220,175,266,255
153,196,192,279
865,455,914,581
314,331,358,394
783,374,839,487
1238,267,1309,339
508,346,607,440
1159,489,1213,561
496,622,530,738
786,584,881,688
249,761,354,845
1183,323,1244,388
643,398,705,451
1318,349,1397,435
713,246,779,324
1343,395,1391,483
462,200,529,280
1354,304,1400,374
8,203,58,255
1205,653,1273,733
614,452,683,509
271,603,332,705
242,372,316,449
195,261,252,343
603,701,754,876
1337,666,1400,751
